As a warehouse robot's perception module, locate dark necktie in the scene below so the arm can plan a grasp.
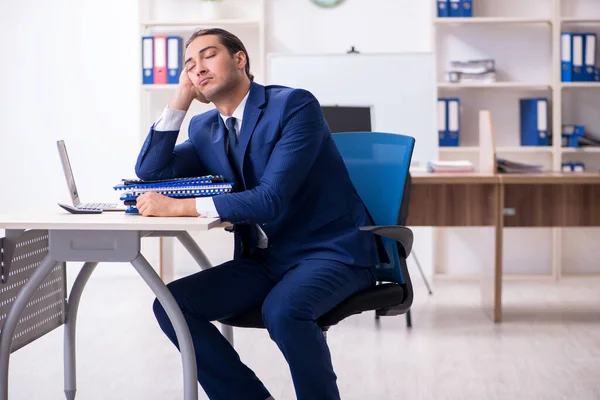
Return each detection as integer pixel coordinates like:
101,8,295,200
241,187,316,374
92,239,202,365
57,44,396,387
226,117,238,155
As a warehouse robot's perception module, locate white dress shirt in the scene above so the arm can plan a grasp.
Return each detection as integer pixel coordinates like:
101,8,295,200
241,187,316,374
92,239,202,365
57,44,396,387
153,91,268,248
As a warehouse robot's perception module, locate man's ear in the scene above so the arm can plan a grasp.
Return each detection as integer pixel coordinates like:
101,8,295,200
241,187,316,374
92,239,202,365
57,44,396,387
235,51,247,70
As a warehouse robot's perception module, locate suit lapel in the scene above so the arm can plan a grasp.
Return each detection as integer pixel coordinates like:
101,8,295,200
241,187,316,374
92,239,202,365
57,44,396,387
239,82,266,168
210,120,237,184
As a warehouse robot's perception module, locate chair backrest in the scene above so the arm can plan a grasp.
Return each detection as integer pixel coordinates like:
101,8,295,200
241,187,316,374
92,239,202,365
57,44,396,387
332,132,415,285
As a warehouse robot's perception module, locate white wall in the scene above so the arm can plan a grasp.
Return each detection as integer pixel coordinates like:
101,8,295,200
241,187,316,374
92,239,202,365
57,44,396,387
0,0,435,280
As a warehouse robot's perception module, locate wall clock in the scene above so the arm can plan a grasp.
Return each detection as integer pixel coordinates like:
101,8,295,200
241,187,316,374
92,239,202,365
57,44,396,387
311,0,346,8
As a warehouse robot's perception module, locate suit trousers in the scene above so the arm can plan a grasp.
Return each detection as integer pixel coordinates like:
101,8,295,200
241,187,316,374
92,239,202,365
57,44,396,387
152,248,376,400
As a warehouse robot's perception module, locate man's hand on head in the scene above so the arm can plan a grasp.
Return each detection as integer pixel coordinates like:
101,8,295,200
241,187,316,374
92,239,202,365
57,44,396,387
136,192,200,217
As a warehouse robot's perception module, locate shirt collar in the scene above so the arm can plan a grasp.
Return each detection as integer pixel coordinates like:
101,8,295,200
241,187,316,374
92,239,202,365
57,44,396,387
219,89,250,126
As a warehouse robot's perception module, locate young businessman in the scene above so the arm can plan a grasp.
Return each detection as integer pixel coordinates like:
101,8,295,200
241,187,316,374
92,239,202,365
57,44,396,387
135,28,386,400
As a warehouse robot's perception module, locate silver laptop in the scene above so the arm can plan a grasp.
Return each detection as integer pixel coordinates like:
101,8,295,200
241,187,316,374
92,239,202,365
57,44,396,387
57,140,126,211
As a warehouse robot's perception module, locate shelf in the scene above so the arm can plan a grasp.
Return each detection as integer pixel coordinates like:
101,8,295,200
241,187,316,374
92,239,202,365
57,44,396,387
561,82,600,89
142,84,179,91
496,146,554,153
561,147,600,153
141,19,261,28
560,18,600,24
438,82,551,90
439,146,479,153
434,17,552,25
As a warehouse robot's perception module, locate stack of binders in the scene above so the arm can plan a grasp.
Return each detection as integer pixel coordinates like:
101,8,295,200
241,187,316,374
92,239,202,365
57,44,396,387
142,35,184,84
446,59,496,84
113,175,234,214
438,0,472,17
561,32,598,82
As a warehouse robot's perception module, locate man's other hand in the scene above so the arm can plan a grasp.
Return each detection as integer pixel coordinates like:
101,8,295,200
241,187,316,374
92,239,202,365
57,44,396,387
136,192,199,217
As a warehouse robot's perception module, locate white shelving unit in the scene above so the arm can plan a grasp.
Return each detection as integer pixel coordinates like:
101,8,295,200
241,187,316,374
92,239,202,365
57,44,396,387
432,0,600,280
136,0,266,275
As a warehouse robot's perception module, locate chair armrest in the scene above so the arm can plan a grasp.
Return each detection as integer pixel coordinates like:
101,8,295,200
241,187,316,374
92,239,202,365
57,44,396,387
359,226,413,257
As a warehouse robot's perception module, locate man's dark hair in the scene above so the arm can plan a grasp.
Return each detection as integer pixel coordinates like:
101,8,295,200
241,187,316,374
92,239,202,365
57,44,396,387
186,28,254,82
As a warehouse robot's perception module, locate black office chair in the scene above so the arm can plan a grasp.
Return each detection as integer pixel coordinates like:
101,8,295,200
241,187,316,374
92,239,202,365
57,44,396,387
220,132,416,336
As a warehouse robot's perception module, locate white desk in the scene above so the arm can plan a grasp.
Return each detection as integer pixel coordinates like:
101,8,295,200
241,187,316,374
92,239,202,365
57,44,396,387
0,211,224,400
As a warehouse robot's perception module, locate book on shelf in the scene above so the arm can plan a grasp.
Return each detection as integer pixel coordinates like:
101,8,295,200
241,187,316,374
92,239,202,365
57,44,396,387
496,158,543,174
445,59,496,84
427,160,475,173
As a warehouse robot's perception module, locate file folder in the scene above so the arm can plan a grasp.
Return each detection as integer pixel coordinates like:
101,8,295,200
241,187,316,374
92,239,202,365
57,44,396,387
448,0,461,17
447,98,460,146
561,32,573,82
520,98,549,146
153,35,167,84
438,98,448,146
460,0,472,17
167,36,183,84
584,33,597,82
437,0,449,17
572,34,584,82
142,36,154,84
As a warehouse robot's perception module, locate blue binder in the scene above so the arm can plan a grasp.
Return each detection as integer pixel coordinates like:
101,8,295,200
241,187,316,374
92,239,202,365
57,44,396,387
572,34,585,82
438,98,448,146
460,0,472,17
562,124,585,147
561,32,573,82
142,36,154,84
446,98,460,146
437,0,449,17
449,0,461,17
520,98,549,146
167,36,183,84
595,67,600,82
584,33,597,82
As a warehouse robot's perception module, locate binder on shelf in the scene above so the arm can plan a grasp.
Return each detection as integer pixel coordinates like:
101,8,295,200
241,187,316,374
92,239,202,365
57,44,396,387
561,32,573,82
446,98,460,146
519,98,549,146
437,0,449,17
114,175,234,214
448,0,461,17
562,124,585,147
572,34,585,82
167,36,183,85
584,33,597,82
437,98,448,146
460,0,472,17
562,162,585,172
153,35,167,84
595,67,600,82
142,36,154,85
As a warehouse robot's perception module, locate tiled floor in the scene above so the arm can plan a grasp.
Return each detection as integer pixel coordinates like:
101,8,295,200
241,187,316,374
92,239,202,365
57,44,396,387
7,267,600,400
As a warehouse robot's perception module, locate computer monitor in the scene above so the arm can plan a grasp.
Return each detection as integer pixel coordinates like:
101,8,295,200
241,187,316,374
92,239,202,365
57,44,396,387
321,106,372,133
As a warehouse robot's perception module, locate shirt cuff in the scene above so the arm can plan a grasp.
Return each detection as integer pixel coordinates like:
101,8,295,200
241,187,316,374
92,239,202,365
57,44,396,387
196,197,220,218
154,106,187,131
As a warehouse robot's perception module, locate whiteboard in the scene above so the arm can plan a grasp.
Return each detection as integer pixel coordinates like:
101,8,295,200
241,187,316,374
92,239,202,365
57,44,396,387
267,52,438,167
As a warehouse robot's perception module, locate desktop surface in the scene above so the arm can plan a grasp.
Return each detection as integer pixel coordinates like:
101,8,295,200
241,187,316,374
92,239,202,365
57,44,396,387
0,211,221,231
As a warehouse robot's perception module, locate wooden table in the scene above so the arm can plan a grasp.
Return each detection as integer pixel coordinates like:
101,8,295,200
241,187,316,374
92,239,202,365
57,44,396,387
405,172,600,323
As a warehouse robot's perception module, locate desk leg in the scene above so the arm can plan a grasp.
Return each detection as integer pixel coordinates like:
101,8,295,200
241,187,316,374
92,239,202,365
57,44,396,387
130,253,198,400
0,255,59,400
63,262,98,400
481,182,504,323
176,232,234,346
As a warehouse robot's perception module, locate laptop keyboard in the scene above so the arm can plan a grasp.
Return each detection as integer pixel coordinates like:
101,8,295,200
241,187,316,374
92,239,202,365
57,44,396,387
79,203,118,210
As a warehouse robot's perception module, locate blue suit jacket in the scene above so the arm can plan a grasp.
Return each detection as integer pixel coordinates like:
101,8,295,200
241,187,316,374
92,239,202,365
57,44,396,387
135,82,387,268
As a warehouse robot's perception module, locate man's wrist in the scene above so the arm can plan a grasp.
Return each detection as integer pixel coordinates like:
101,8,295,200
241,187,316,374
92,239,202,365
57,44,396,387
175,198,200,217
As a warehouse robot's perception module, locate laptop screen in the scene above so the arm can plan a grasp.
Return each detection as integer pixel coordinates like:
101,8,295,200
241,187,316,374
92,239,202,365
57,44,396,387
56,140,80,206
321,106,372,133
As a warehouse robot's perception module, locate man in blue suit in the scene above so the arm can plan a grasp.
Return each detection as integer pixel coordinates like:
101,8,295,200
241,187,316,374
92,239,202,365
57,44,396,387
135,28,385,400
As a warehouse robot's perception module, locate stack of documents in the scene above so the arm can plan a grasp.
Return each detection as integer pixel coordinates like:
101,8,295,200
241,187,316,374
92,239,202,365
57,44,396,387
427,160,475,173
496,158,543,174
113,175,234,214
446,59,496,84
